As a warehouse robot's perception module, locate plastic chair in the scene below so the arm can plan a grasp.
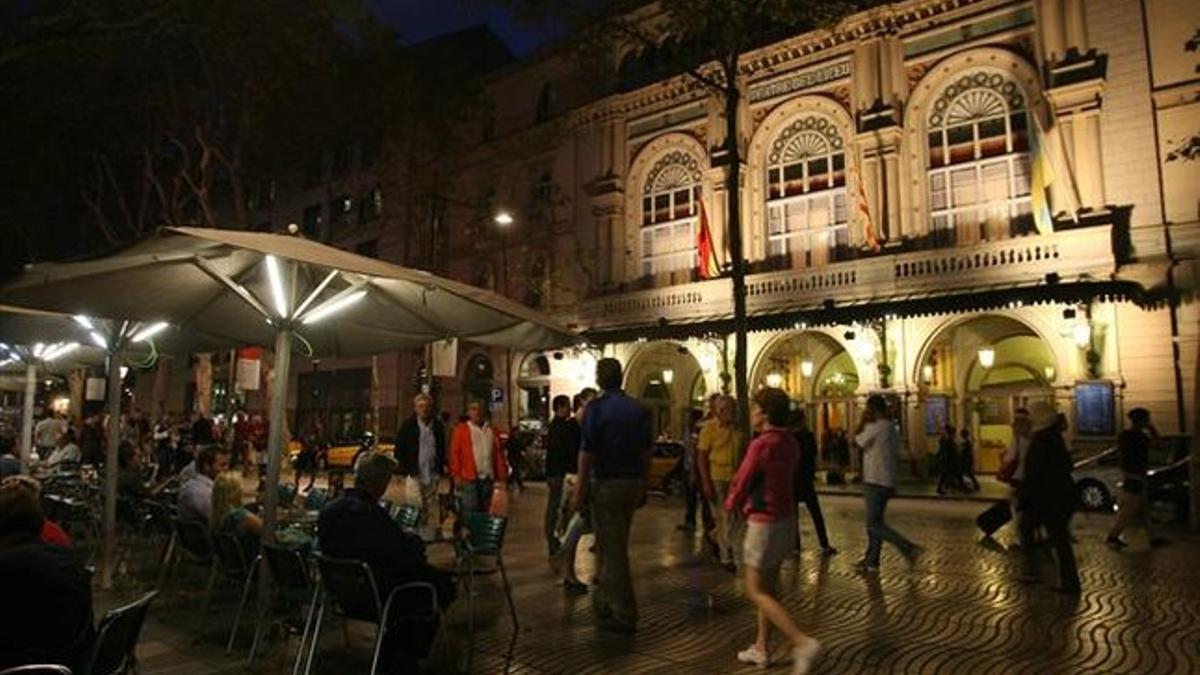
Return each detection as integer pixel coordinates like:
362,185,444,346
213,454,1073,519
303,488,328,511
248,543,319,672
393,504,423,533
210,531,261,654
85,590,158,675
0,667,73,675
302,555,439,675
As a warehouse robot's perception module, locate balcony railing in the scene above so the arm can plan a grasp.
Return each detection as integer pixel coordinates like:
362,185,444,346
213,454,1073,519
577,224,1116,331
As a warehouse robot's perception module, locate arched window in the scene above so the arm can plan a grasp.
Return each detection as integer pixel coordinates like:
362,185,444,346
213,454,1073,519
765,116,848,266
927,72,1032,244
640,150,702,276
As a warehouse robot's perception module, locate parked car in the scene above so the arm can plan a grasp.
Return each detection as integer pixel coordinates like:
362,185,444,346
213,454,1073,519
647,441,687,496
287,434,395,470
1073,435,1190,514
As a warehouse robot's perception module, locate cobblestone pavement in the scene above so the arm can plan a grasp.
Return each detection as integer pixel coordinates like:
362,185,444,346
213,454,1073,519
119,484,1200,674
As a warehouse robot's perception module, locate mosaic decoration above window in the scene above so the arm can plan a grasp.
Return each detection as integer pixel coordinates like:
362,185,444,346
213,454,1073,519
643,150,703,195
768,116,844,166
928,71,1025,128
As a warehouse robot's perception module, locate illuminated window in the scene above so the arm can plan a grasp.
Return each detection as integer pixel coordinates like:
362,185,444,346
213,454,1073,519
765,116,848,266
927,72,1032,245
640,150,701,276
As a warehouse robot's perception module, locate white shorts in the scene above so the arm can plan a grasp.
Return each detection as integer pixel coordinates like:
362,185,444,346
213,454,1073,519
743,517,796,570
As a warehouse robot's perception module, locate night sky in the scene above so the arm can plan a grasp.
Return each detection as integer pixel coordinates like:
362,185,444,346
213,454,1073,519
371,0,562,56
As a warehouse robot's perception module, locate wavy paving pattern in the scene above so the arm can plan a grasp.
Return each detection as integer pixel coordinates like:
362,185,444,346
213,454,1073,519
461,492,1200,675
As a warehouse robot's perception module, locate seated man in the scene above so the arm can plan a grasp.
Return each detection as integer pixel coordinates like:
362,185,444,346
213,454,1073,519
0,476,94,672
177,445,230,525
319,453,455,671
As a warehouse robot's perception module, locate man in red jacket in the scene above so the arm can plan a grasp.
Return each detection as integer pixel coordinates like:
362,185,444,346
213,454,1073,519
448,400,507,514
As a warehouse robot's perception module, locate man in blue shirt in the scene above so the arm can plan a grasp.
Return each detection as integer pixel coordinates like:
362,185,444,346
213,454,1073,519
573,357,652,632
395,393,447,533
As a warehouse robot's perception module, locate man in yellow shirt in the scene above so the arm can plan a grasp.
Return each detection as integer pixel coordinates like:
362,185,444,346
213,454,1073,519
698,395,741,569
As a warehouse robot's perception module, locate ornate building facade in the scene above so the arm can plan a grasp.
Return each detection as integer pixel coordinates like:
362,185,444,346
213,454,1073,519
455,0,1200,473
142,0,1200,474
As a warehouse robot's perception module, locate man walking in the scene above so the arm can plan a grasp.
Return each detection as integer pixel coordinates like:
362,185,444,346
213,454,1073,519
1106,407,1170,548
449,400,507,514
791,410,835,556
545,394,580,557
855,395,921,573
395,393,447,534
1019,401,1081,592
698,395,741,570
573,358,652,632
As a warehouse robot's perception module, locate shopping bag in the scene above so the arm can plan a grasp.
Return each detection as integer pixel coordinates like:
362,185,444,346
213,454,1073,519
490,485,510,517
975,500,1012,536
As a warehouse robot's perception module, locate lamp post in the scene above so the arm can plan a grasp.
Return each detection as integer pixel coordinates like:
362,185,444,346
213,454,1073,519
494,210,515,426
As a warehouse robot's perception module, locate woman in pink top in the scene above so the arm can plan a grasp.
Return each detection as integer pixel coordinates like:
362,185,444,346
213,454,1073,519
724,388,822,675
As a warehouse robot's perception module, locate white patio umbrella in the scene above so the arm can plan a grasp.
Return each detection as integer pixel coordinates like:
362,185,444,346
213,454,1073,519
2,226,577,583
0,305,195,587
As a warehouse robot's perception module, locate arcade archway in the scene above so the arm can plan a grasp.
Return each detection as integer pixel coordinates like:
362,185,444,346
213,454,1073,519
624,341,706,441
917,314,1056,472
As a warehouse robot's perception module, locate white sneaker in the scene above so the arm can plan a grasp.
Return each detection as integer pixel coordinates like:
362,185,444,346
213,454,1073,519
791,639,821,675
736,645,770,667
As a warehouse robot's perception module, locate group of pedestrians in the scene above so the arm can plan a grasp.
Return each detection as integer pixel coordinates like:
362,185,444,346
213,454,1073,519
936,424,980,494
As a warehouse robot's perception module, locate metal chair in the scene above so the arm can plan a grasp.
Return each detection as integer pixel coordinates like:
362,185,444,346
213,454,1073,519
248,543,319,672
0,667,73,675
85,590,158,675
455,512,516,672
393,504,423,533
209,531,261,654
156,518,213,598
302,555,439,675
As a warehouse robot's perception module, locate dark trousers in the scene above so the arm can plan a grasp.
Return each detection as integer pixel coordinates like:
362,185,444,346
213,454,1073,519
796,486,831,549
1019,506,1080,590
459,478,494,514
683,477,714,529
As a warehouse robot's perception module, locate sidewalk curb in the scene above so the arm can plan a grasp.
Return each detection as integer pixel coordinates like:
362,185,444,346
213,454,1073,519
815,487,1008,504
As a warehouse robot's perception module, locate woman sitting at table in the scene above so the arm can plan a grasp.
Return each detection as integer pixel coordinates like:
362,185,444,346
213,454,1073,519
45,430,82,471
211,472,264,555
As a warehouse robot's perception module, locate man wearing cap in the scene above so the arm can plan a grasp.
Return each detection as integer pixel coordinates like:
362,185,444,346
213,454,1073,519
1106,408,1170,548
1017,401,1080,592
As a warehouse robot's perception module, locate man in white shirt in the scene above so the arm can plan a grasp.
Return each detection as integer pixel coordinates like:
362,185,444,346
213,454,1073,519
177,445,230,525
854,395,920,573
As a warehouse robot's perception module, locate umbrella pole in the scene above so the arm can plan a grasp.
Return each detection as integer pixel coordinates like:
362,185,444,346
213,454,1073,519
20,363,36,473
262,327,292,543
101,349,122,589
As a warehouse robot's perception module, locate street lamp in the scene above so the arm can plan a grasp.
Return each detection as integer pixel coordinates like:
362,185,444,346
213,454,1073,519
494,211,514,226
662,368,674,385
1072,321,1092,349
765,372,784,388
800,359,814,378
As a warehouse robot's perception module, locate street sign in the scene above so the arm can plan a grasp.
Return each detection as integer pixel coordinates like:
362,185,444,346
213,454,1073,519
490,387,504,409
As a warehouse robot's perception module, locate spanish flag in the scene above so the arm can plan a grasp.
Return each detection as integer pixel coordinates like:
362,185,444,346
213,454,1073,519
1031,115,1056,236
697,198,720,279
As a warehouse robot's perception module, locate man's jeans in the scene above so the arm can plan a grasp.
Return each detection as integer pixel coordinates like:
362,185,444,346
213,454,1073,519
459,478,494,514
591,478,644,628
545,476,565,554
863,483,917,566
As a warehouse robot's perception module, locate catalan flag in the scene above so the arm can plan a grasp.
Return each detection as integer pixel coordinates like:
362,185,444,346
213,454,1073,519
853,163,880,253
1030,115,1056,235
697,198,720,279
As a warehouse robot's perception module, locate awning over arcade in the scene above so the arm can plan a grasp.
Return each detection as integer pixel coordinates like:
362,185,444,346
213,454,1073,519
583,277,1150,345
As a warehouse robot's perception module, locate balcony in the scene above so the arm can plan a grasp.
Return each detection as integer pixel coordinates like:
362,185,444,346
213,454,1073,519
577,224,1119,334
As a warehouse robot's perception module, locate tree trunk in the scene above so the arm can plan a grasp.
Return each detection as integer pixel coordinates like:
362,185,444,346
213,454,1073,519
723,59,751,438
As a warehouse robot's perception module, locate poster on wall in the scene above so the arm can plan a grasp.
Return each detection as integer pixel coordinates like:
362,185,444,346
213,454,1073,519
236,358,261,391
1075,381,1115,436
85,377,106,401
431,338,458,378
924,395,949,436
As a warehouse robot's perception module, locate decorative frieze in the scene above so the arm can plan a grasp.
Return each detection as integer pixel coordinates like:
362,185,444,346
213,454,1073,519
748,61,851,104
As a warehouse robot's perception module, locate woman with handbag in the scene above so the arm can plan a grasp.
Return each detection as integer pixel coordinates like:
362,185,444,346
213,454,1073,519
725,387,822,674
